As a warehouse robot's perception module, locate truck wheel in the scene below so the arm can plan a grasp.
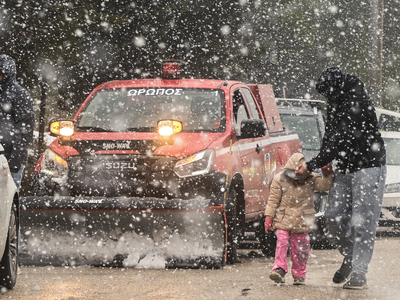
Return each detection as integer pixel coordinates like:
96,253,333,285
255,217,276,257
226,188,244,264
0,203,18,289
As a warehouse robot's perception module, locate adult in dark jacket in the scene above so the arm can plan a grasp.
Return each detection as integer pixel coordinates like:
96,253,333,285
0,54,34,190
297,67,386,289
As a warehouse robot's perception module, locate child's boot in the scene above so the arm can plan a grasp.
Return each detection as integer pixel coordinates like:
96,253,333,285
269,268,285,283
293,277,306,285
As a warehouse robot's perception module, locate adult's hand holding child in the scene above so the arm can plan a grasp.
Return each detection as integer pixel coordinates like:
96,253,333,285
321,164,333,177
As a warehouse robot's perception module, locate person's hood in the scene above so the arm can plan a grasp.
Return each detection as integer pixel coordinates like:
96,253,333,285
315,66,363,103
284,152,306,170
0,54,16,93
283,153,309,182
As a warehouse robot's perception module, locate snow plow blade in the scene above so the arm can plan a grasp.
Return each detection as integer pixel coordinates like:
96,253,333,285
19,196,226,269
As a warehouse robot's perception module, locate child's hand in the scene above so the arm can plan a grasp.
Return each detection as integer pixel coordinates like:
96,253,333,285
321,164,333,177
265,217,274,231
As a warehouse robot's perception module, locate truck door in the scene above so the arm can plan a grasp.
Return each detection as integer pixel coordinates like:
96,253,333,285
232,88,271,219
241,87,277,207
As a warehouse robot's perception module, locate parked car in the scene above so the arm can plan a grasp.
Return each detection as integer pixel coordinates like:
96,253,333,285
376,107,400,131
276,99,325,161
378,131,400,230
0,143,19,289
277,98,335,249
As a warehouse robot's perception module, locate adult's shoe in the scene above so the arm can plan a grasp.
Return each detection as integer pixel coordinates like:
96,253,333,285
343,273,368,289
333,257,352,284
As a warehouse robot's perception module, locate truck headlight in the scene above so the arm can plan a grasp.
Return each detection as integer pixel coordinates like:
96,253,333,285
174,149,215,178
40,148,68,178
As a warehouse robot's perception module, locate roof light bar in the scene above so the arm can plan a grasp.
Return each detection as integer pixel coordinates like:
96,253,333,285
162,60,181,79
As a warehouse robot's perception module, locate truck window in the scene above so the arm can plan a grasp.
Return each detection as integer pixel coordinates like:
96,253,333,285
232,90,250,136
280,114,321,150
242,88,261,119
77,88,225,133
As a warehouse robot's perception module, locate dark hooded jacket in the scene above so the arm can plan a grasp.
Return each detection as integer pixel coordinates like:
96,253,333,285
0,55,34,172
307,67,386,174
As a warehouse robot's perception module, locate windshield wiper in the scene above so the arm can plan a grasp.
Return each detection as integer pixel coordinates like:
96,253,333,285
126,127,156,132
76,126,114,132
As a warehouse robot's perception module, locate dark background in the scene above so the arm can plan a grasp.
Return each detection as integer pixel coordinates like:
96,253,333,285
1,0,398,193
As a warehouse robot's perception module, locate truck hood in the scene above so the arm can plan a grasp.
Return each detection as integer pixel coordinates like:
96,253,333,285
49,132,225,160
153,132,224,159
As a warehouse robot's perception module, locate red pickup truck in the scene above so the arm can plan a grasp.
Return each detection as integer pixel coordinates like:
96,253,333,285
20,62,302,268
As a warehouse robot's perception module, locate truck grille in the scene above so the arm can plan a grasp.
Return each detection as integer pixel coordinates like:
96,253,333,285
67,154,177,197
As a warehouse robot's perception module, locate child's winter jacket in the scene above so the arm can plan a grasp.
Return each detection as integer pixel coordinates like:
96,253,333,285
264,153,333,233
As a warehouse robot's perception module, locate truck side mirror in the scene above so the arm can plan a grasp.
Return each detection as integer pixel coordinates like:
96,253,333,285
240,119,267,139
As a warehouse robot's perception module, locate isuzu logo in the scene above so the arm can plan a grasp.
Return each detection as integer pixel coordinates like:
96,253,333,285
102,141,132,150
104,162,136,170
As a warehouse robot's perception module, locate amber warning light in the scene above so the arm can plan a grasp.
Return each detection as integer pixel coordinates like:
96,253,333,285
158,120,182,137
162,61,181,79
50,120,75,137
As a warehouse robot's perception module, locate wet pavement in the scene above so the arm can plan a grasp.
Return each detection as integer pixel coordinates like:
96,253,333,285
3,236,400,300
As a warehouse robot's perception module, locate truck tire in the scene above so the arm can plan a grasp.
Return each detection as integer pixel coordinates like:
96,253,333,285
255,217,276,257
225,187,244,264
0,203,18,289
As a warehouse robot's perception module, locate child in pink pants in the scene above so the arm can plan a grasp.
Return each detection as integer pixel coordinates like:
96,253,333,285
273,230,310,283
264,153,333,285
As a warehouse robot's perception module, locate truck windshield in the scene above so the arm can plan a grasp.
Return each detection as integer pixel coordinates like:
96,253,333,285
76,88,225,133
280,115,321,150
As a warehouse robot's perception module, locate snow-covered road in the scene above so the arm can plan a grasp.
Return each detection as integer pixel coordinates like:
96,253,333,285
6,237,400,300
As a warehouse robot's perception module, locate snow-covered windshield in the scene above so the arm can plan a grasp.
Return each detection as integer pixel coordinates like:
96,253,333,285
280,115,321,150
77,88,225,133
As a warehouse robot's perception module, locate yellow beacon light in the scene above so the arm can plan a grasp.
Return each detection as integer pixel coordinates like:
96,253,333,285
158,120,182,137
50,121,75,137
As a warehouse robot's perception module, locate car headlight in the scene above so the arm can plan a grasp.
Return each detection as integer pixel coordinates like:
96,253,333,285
174,149,215,178
40,148,68,178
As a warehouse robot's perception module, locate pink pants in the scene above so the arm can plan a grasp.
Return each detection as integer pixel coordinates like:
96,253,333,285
272,229,310,279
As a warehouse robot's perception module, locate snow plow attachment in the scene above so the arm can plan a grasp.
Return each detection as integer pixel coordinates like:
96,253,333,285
19,196,226,268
